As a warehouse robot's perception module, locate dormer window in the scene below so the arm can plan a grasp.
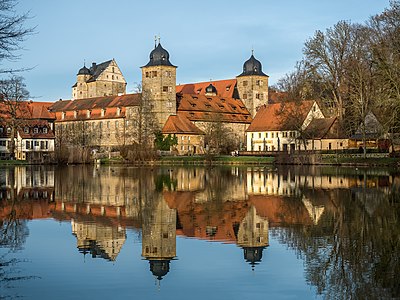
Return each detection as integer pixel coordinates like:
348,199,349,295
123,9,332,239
7,127,11,134
61,112,65,120
116,107,121,116
33,127,38,134
43,127,48,134
74,111,78,118
24,127,29,133
101,109,105,117
87,110,91,118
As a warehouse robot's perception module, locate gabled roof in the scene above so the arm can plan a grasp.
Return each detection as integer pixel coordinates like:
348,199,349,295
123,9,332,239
50,93,140,112
162,114,204,135
352,112,384,139
17,119,55,139
303,117,340,139
87,60,113,82
176,79,237,98
177,93,252,124
246,101,315,132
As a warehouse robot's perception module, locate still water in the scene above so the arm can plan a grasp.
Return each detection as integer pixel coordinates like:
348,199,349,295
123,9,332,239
0,165,399,299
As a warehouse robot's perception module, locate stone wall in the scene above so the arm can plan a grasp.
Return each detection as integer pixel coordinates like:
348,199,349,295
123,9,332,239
236,75,268,117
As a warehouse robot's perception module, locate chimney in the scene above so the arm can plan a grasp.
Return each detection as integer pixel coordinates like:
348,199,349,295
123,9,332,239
92,62,96,70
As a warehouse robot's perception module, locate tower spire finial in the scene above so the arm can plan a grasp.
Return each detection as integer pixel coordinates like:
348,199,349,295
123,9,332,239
154,35,157,48
158,35,161,45
251,46,254,56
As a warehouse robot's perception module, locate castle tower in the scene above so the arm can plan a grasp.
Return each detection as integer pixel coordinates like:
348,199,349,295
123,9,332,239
141,194,176,281
236,205,269,270
236,52,269,117
141,40,177,128
72,65,91,99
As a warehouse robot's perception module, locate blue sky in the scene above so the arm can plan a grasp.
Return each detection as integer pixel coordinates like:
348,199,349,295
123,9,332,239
2,0,391,102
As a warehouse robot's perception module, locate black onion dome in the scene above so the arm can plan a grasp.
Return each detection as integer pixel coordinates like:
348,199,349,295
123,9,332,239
77,65,91,75
143,43,176,67
149,260,171,280
238,54,267,77
243,246,265,270
205,83,217,94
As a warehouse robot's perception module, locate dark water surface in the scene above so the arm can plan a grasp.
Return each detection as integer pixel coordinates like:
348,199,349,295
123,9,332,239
0,165,399,299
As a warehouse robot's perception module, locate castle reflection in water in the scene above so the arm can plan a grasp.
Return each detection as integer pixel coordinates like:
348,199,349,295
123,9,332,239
0,165,396,280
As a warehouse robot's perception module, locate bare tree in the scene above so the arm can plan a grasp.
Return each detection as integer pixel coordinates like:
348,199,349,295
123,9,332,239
0,75,29,158
303,21,355,121
120,83,158,162
203,115,236,155
0,0,35,72
344,25,377,157
369,0,400,151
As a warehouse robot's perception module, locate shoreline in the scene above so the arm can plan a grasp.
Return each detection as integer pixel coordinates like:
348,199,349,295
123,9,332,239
0,155,399,168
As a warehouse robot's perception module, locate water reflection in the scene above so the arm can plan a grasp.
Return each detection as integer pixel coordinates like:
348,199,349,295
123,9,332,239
0,165,399,299
72,220,126,261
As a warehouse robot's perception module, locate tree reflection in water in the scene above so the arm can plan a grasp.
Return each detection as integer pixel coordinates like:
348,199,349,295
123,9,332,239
0,166,44,299
271,185,400,299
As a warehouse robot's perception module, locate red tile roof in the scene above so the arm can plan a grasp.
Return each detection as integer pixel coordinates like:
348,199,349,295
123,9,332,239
162,114,204,135
29,102,56,119
50,93,140,112
268,91,288,103
0,101,56,120
177,94,252,124
176,79,237,98
49,94,140,122
246,101,315,132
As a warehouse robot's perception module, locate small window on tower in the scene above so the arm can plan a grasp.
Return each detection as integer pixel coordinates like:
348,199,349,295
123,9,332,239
152,71,157,77
163,86,168,92
243,81,248,86
243,94,247,99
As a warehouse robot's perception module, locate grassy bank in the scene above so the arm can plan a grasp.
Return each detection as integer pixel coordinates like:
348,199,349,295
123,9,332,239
101,154,399,166
0,160,32,166
159,155,275,165
321,155,400,166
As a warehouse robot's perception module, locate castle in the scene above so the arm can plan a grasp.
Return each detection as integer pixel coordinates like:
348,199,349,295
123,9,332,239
50,41,270,155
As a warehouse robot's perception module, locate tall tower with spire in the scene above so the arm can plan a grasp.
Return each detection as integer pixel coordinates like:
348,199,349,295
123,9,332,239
141,38,177,128
236,51,269,117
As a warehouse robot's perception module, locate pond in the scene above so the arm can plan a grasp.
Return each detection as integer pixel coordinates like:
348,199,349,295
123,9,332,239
0,165,399,299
